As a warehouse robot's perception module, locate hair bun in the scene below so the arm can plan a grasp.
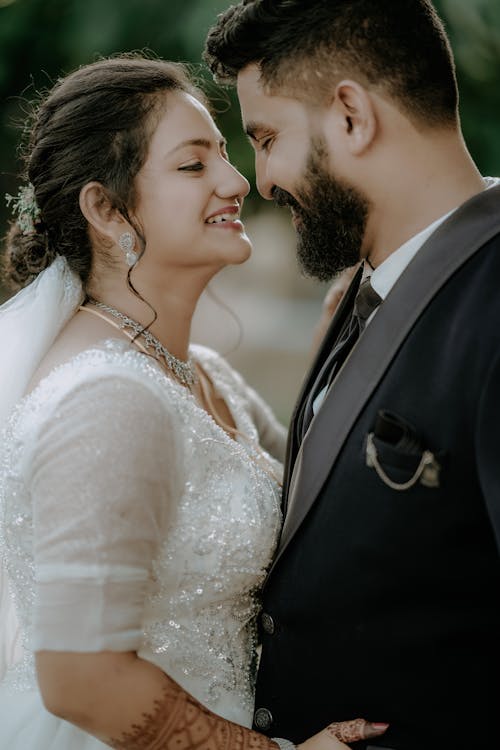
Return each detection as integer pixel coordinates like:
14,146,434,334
3,221,56,290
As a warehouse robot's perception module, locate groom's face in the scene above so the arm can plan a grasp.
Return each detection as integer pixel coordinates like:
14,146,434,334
237,64,369,281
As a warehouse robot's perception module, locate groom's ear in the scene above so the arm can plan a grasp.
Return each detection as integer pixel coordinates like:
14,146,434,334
326,79,377,156
79,181,128,246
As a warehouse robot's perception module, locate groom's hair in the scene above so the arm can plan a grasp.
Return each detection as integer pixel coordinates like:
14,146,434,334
204,0,458,127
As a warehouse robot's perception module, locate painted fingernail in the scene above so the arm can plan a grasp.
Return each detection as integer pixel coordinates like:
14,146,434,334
371,722,389,732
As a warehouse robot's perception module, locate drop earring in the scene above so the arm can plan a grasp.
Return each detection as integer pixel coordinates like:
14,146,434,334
118,231,138,267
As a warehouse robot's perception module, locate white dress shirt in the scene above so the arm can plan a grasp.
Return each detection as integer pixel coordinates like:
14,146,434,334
312,176,500,415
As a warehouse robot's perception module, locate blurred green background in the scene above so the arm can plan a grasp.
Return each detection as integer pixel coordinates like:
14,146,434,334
1,0,499,419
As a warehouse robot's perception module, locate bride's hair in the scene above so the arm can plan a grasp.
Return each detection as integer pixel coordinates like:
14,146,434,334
3,54,204,290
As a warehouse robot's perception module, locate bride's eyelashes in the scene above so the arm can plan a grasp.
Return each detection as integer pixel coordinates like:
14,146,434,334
178,161,205,172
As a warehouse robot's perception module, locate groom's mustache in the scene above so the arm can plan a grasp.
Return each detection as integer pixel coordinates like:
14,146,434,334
271,186,302,212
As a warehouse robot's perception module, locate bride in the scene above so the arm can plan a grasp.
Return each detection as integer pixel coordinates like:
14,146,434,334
0,54,388,749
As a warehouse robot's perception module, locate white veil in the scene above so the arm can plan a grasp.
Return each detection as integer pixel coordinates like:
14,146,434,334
0,256,83,681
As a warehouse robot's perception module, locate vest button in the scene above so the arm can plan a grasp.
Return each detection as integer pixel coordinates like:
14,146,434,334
254,707,273,730
261,612,275,635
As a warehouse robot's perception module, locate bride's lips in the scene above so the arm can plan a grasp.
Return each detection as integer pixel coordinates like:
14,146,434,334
205,205,244,230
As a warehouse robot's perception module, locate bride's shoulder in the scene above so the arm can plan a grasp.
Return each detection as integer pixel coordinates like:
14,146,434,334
11,340,171,433
1,341,183,486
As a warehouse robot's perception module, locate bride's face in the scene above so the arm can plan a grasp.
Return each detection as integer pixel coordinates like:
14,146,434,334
132,91,252,275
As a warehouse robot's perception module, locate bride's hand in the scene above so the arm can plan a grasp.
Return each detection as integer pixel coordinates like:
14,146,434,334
297,717,389,750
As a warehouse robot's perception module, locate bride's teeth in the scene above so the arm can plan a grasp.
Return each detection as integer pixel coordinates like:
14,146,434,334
207,213,235,224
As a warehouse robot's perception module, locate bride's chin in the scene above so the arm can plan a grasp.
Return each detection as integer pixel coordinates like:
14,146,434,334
219,239,253,266
233,247,253,266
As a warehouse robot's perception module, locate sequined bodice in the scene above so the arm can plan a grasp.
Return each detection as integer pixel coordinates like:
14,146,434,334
0,341,283,727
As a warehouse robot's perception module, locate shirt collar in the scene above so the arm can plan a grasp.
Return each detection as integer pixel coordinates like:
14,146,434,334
370,175,500,301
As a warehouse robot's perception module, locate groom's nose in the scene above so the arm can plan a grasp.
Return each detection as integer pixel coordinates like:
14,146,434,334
255,157,275,200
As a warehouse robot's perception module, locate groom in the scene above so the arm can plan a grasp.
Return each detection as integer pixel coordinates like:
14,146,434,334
205,2,500,749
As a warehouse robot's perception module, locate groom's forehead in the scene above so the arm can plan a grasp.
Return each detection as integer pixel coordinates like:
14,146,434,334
237,64,312,132
236,64,271,111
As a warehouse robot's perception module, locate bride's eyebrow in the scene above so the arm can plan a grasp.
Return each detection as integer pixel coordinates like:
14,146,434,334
167,136,227,156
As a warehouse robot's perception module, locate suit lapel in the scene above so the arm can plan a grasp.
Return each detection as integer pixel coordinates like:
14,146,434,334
272,184,500,572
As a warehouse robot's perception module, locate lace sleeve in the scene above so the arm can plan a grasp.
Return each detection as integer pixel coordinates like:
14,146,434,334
28,374,179,653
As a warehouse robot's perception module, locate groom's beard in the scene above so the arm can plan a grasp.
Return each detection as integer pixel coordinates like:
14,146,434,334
273,138,370,282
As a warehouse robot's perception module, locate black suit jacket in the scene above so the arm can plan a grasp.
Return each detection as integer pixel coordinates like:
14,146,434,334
254,185,500,750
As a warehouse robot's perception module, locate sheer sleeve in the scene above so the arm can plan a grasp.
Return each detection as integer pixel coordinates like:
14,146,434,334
198,347,288,464
242,383,287,464
29,374,179,653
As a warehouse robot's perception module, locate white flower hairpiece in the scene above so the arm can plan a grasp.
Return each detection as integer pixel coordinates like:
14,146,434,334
5,183,41,236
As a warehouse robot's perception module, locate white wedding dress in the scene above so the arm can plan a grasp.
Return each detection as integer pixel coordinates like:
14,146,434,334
0,339,284,749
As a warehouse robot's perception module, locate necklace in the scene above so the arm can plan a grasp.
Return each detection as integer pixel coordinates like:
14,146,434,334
79,300,281,487
82,299,198,387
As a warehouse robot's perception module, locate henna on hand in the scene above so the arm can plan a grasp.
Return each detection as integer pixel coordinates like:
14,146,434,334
327,718,387,744
327,718,366,743
109,679,277,750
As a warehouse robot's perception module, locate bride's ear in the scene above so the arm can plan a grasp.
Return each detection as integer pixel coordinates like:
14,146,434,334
79,181,128,245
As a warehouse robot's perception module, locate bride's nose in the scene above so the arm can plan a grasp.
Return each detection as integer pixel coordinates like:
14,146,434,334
216,160,250,200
